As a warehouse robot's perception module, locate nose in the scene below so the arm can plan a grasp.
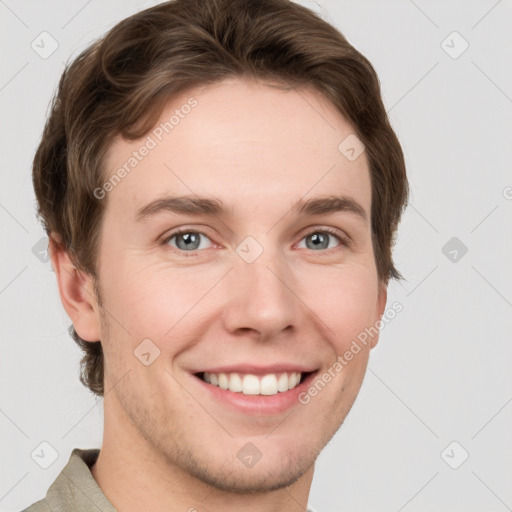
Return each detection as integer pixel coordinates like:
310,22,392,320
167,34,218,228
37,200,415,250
221,244,300,342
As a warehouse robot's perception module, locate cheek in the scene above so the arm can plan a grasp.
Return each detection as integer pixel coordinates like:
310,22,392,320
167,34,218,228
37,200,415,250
99,255,224,341
299,264,378,350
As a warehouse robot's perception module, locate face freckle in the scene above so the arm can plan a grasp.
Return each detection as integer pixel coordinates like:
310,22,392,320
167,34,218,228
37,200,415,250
93,76,387,495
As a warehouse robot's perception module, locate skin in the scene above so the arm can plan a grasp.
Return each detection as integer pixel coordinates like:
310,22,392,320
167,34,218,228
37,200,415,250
51,77,387,512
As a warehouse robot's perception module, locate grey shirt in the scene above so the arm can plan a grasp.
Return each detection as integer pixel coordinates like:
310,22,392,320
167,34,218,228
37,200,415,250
21,448,116,512
21,448,318,512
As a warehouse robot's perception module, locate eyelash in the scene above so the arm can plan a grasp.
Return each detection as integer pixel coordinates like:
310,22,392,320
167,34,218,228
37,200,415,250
161,226,352,256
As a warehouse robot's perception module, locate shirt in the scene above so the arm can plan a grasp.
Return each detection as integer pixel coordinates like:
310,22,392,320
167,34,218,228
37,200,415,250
21,448,318,512
21,448,116,512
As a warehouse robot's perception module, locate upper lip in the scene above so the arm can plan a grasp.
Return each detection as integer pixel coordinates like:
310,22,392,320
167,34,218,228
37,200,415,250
191,364,318,375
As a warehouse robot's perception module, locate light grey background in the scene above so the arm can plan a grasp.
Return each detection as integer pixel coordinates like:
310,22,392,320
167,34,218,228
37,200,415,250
1,1,511,511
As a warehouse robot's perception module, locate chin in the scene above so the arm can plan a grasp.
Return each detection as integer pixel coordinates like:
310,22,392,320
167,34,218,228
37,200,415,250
181,448,316,494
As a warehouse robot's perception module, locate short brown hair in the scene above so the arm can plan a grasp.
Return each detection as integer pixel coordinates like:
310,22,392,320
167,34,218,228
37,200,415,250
33,0,409,397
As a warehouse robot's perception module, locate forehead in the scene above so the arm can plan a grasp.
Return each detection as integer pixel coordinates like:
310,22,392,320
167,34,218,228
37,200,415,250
103,77,371,220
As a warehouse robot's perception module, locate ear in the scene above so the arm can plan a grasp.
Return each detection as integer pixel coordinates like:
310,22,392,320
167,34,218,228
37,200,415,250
370,281,388,350
49,234,102,342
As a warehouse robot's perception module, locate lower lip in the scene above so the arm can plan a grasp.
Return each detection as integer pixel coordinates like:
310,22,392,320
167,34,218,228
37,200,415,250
190,371,318,415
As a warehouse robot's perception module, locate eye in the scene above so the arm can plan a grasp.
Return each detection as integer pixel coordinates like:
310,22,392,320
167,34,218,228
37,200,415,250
296,228,349,251
164,230,213,252
162,227,351,255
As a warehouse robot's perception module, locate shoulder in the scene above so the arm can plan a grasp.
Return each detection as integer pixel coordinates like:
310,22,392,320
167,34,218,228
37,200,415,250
19,447,105,512
19,498,52,512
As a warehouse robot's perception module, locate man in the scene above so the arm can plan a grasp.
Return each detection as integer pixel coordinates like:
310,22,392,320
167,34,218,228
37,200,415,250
25,0,408,510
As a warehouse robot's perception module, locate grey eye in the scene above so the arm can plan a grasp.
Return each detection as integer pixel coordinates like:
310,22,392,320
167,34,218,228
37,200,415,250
167,232,212,251
299,231,341,251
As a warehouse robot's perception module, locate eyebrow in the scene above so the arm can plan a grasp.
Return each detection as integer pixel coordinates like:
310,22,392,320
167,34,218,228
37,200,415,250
135,194,368,224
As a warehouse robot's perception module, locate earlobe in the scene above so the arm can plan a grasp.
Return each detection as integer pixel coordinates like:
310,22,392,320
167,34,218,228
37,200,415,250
49,234,102,342
370,282,388,350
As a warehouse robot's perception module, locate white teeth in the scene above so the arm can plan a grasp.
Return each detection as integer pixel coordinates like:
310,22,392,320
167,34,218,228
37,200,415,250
242,374,260,395
218,373,229,390
277,373,289,392
289,372,300,388
260,374,278,395
228,373,243,392
200,371,304,395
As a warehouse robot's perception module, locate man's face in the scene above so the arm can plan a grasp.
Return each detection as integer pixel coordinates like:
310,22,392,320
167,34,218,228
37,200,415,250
90,77,386,492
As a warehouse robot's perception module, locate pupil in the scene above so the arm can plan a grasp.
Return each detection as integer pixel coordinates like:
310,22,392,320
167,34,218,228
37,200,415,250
179,232,199,250
308,233,328,250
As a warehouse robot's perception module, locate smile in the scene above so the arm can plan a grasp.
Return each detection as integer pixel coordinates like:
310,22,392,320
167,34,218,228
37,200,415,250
198,371,305,396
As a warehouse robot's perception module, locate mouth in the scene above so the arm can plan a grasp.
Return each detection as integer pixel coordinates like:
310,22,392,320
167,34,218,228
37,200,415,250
194,370,314,396
188,363,320,415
